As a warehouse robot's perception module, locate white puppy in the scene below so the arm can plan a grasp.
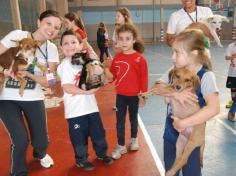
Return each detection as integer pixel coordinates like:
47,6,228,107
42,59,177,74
199,14,229,47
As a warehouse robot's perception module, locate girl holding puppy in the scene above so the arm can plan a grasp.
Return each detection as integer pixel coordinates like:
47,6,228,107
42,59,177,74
154,29,220,176
57,30,113,171
105,24,148,159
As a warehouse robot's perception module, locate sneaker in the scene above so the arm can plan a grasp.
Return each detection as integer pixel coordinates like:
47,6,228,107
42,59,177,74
98,155,113,165
40,154,54,168
228,112,236,122
76,160,95,171
111,145,127,159
129,138,139,151
226,100,233,108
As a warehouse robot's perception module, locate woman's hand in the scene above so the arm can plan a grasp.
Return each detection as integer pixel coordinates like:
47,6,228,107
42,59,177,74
16,70,30,79
173,88,198,106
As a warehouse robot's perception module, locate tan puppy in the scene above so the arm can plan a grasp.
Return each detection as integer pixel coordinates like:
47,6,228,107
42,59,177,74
0,38,38,96
140,68,205,176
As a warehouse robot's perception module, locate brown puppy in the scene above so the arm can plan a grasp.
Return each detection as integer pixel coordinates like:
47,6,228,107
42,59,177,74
140,68,205,176
0,38,38,96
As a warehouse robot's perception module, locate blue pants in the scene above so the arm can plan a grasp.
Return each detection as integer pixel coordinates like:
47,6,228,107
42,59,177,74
229,96,236,113
164,140,202,176
116,94,139,145
67,112,108,163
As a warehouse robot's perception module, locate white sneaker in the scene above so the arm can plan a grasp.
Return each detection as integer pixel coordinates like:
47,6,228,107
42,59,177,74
129,138,139,151
40,154,54,168
111,145,127,159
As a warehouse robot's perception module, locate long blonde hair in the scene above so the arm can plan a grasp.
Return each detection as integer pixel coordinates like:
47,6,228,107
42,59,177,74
116,7,133,25
174,29,213,71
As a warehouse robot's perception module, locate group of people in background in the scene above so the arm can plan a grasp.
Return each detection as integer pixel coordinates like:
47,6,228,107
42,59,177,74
1,0,235,175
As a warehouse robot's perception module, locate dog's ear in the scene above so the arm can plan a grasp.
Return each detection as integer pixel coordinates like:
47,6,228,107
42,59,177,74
34,40,40,47
221,16,229,23
168,68,175,84
11,40,20,46
86,63,94,79
207,16,214,23
192,75,200,91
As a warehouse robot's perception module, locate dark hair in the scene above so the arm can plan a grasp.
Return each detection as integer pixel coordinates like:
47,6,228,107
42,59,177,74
116,24,144,53
97,22,107,35
64,12,85,31
60,30,80,45
39,10,62,21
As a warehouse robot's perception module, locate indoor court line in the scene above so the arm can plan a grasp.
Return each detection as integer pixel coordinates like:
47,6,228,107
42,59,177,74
138,114,165,176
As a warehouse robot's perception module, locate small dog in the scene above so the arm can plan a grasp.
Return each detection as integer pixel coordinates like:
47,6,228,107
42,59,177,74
71,53,105,90
0,38,38,96
140,68,205,176
187,14,229,47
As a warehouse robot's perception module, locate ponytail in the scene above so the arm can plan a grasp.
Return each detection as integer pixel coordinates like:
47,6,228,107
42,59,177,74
134,39,145,53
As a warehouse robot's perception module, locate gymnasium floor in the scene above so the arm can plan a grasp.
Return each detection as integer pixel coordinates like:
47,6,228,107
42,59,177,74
0,41,236,176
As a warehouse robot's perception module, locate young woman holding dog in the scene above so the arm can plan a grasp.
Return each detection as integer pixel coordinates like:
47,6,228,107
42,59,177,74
105,24,148,160
166,0,213,47
0,10,62,176
153,29,220,176
57,30,113,171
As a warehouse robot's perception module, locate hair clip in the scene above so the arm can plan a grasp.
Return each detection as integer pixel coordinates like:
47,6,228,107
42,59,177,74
203,37,210,49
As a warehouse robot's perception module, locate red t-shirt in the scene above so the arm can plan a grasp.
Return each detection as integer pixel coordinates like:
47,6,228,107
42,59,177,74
110,52,148,96
76,28,87,40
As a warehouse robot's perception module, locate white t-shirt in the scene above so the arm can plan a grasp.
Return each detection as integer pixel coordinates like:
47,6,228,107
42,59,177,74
57,58,99,119
0,30,59,101
226,42,236,77
167,6,213,35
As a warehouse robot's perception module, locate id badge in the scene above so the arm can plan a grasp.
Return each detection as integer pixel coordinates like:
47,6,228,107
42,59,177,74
46,73,56,86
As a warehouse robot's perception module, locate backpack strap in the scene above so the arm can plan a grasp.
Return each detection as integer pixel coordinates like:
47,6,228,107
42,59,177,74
196,67,207,108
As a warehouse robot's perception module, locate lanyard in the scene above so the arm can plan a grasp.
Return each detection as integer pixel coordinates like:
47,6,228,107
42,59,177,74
31,33,50,71
184,7,197,23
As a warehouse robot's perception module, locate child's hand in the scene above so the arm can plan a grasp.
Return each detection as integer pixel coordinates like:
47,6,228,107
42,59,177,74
171,116,185,132
173,88,198,106
103,59,112,68
85,88,99,94
139,96,147,107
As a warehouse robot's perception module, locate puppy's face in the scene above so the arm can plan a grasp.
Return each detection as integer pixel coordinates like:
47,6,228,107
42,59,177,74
15,38,39,64
86,60,104,76
207,15,229,31
169,68,200,92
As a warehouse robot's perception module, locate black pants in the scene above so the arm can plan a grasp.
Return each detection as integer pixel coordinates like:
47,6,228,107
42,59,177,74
98,44,109,63
116,94,139,146
67,112,108,163
0,100,48,176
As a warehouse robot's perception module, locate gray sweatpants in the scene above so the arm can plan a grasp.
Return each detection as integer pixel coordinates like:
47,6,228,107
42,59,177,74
0,100,49,176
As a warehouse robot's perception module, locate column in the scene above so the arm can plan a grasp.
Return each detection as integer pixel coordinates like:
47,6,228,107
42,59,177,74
10,0,22,29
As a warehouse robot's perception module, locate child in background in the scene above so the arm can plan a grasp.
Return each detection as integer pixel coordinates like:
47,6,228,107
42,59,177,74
64,12,99,60
151,29,220,176
105,24,148,160
97,22,109,63
57,30,113,171
225,42,236,122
